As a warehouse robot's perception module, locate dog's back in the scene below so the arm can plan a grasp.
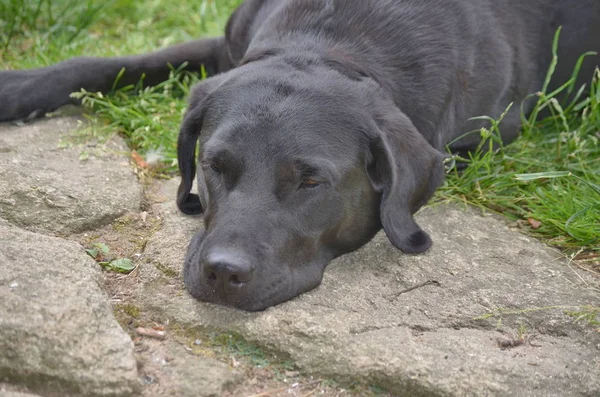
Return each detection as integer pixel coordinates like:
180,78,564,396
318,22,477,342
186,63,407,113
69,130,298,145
226,0,600,150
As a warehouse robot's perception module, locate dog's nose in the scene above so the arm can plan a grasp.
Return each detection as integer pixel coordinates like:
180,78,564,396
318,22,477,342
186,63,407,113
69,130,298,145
203,250,254,294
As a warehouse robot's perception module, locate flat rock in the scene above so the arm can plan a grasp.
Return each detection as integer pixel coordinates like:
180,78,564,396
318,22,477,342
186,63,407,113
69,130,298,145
165,342,241,397
0,392,43,397
0,220,140,396
138,340,242,397
0,382,44,397
0,117,142,235
139,178,202,285
137,180,600,397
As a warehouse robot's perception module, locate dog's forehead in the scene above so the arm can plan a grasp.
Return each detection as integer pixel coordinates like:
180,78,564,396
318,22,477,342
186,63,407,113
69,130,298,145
202,89,365,161
202,115,359,168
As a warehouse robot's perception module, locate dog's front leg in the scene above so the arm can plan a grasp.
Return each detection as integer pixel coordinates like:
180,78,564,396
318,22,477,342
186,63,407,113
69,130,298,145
0,37,232,122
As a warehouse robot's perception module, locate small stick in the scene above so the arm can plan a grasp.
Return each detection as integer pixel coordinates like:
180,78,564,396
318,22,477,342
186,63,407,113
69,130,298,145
136,327,166,340
391,280,440,299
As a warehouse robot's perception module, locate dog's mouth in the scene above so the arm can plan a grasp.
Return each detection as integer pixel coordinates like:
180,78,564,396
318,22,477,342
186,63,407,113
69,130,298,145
182,229,329,311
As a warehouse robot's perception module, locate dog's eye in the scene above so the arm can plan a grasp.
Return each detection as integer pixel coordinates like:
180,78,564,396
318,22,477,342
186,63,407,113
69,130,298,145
210,164,221,173
300,178,320,189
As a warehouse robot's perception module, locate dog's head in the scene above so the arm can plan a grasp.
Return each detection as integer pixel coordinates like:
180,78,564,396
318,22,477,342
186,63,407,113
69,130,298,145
177,57,445,311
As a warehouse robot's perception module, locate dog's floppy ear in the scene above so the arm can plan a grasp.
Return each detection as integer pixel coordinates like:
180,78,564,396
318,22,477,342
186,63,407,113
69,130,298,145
367,105,445,254
176,75,225,215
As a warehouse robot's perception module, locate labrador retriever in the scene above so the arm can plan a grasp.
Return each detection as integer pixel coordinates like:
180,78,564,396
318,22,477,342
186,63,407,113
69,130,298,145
1,0,599,310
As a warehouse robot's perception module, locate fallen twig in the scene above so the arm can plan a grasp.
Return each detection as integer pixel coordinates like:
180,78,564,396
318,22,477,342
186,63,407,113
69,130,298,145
136,327,166,340
390,280,440,299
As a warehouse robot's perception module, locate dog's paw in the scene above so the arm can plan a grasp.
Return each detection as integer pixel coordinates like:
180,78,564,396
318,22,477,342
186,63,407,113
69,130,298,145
0,70,72,123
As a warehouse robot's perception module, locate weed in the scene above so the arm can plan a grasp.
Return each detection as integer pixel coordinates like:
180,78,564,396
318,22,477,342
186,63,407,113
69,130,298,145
475,304,600,330
85,241,136,273
101,257,136,273
564,305,600,328
517,323,528,339
85,241,109,260
70,65,200,171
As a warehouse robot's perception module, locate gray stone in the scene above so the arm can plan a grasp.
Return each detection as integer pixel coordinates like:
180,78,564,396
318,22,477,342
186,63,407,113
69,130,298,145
0,220,140,396
0,117,142,235
137,181,600,397
166,345,241,397
138,340,242,397
0,382,43,397
139,177,201,286
0,392,43,397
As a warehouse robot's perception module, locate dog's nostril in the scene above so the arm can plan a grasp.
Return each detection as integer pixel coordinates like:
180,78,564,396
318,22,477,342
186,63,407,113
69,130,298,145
203,250,254,293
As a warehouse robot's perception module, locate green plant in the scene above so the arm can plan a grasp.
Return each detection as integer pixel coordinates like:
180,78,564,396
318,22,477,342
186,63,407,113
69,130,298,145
85,241,109,259
85,242,136,273
69,64,202,170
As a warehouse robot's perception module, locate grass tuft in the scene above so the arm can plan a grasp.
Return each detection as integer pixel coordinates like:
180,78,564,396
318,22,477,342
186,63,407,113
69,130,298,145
70,64,201,170
439,29,599,251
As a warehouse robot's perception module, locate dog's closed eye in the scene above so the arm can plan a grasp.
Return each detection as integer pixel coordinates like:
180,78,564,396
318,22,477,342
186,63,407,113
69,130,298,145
300,177,321,189
200,161,222,174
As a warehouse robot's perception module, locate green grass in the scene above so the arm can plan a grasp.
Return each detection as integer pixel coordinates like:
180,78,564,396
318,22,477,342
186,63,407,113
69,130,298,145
70,67,202,168
439,29,599,253
0,0,237,65
1,0,598,255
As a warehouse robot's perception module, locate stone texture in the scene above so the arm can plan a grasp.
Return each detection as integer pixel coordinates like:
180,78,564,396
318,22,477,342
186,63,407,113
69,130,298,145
138,341,242,397
139,178,202,286
137,181,600,397
0,392,43,397
0,220,140,396
0,117,142,235
0,382,44,397
166,344,241,397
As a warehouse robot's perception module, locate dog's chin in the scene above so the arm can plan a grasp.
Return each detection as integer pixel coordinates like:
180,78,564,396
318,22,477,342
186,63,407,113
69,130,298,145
182,230,327,311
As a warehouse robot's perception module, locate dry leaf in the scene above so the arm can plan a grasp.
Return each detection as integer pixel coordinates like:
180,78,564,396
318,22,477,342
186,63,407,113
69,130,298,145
497,337,525,349
527,218,542,229
131,150,149,169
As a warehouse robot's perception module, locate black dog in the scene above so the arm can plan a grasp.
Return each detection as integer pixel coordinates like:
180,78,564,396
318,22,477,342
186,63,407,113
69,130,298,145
1,0,599,310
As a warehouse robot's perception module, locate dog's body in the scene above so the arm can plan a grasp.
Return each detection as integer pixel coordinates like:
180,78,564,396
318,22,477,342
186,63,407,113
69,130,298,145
1,0,599,310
